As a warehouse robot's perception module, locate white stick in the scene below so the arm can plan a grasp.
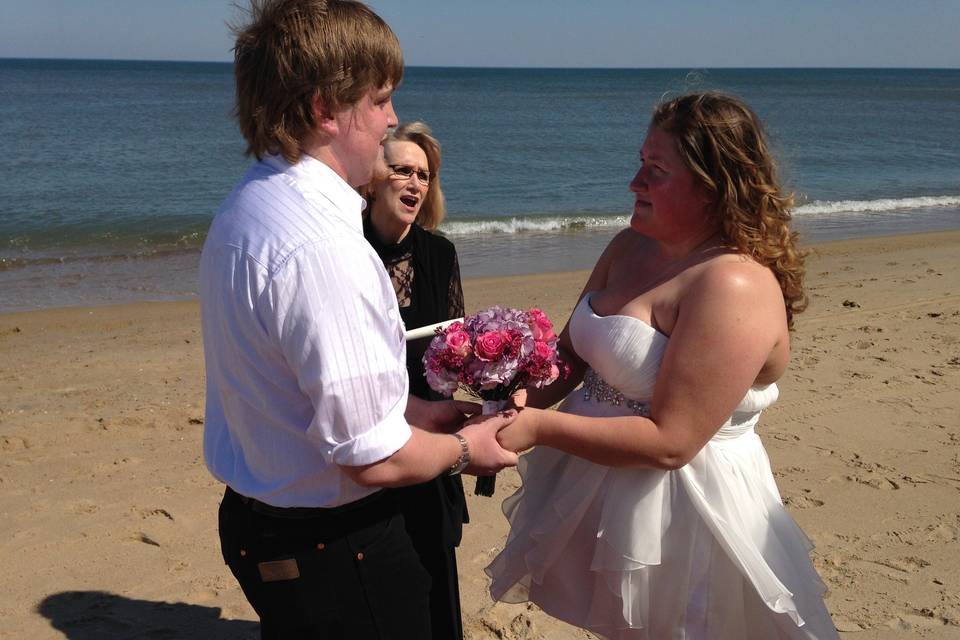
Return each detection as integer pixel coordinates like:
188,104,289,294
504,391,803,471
404,318,464,342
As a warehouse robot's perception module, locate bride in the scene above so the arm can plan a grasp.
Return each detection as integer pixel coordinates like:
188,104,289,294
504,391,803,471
486,93,840,639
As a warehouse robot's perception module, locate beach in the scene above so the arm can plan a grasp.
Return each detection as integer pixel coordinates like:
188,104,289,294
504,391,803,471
1,230,958,639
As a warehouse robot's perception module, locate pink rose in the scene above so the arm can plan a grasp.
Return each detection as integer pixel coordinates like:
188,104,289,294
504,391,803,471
444,330,472,358
533,340,554,360
475,330,509,361
547,364,560,384
528,309,556,341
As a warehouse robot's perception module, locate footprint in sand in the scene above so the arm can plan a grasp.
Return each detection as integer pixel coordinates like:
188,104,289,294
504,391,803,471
773,465,808,478
769,432,802,443
812,553,859,589
0,435,29,451
831,615,866,632
847,453,896,472
69,500,100,515
141,507,175,521
783,493,825,509
887,610,952,630
846,474,901,490
864,556,932,579
858,325,883,333
925,522,958,543
509,612,537,638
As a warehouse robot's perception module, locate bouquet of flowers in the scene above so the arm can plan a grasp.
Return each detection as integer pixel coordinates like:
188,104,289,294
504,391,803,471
423,306,567,496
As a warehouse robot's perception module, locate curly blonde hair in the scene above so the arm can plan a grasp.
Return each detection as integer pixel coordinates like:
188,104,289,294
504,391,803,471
651,92,808,327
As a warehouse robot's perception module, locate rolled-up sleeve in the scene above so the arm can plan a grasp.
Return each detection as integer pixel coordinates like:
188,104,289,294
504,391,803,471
268,239,412,467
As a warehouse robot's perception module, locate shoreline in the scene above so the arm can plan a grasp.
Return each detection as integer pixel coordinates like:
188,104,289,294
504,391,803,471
2,229,958,318
2,215,959,315
2,229,959,638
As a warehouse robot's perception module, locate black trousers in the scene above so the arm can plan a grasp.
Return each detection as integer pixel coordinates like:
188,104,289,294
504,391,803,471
219,487,432,639
393,475,468,640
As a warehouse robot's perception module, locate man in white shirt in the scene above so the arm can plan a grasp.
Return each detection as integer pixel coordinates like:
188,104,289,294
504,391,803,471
200,2,518,637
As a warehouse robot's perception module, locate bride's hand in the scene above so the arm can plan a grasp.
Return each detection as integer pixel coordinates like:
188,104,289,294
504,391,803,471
495,408,540,453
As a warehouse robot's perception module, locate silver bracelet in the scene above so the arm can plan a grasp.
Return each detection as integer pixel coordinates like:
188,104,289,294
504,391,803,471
448,433,470,475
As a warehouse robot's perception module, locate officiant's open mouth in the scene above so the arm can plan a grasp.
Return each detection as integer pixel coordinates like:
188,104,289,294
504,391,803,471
399,195,420,211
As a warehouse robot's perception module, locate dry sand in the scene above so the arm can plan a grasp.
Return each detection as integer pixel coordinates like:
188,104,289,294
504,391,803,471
2,231,958,639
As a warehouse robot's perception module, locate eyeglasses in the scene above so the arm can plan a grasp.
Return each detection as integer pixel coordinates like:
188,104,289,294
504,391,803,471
388,164,431,186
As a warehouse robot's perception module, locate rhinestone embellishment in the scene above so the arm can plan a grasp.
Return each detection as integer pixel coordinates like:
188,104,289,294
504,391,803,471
582,369,651,417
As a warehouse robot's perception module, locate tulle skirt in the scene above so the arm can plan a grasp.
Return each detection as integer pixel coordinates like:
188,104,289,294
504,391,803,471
485,400,839,640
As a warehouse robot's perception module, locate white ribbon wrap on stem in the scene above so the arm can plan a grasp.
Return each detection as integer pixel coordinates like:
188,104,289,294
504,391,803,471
404,318,465,342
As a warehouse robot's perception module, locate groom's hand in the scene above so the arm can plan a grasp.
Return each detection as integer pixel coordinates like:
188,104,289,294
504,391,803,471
407,395,481,434
458,410,519,475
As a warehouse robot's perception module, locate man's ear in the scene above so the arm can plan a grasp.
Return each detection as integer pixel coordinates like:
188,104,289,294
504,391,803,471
311,92,338,137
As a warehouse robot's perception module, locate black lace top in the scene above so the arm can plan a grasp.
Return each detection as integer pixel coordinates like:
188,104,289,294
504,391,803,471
364,217,470,549
363,218,465,400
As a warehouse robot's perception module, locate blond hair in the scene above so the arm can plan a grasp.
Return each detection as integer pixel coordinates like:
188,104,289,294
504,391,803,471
369,122,447,230
232,0,403,163
651,92,808,327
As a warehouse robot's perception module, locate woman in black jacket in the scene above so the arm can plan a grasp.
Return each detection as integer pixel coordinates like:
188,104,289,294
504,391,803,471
363,121,468,640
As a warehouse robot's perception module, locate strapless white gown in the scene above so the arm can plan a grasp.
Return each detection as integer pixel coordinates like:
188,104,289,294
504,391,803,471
485,293,839,639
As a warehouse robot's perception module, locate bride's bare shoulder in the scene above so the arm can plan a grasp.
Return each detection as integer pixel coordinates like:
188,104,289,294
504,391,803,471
698,253,780,290
687,255,786,323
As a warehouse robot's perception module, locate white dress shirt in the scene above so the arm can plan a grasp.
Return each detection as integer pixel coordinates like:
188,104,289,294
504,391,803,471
200,154,411,508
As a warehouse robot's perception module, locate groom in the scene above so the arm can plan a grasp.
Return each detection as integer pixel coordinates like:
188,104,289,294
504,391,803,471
199,1,518,637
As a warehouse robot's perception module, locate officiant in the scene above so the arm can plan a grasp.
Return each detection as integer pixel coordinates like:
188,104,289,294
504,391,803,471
362,121,469,640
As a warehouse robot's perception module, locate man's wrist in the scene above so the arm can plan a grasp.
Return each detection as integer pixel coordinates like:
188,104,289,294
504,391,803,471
447,433,470,475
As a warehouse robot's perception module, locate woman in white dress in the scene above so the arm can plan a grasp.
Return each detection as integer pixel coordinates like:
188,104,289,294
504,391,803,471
486,93,839,639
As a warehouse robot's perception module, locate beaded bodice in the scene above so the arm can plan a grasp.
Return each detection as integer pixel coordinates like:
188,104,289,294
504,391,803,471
567,293,778,424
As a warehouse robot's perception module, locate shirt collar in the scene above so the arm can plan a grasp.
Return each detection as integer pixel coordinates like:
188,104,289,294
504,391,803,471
264,154,367,232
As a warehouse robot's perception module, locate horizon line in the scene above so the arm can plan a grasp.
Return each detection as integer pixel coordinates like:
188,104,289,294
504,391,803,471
2,56,958,71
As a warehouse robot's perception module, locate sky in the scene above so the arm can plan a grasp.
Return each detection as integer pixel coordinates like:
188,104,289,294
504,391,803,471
0,0,958,68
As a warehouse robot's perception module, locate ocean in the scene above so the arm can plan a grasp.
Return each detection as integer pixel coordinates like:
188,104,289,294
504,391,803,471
1,60,958,312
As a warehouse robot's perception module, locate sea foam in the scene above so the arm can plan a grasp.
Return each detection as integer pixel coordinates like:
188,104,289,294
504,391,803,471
795,195,960,215
440,215,629,236
438,195,960,236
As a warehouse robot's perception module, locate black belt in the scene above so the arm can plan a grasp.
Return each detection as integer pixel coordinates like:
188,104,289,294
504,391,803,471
226,486,396,523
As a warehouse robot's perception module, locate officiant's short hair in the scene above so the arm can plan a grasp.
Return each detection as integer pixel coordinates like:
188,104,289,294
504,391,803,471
232,0,403,163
